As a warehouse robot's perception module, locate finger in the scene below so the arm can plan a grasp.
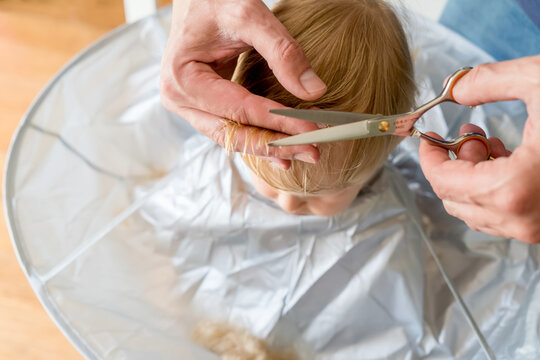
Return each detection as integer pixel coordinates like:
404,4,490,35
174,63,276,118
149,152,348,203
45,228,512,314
264,157,291,170
177,106,320,163
418,131,502,204
444,199,514,238
444,200,523,240
452,57,540,106
418,131,452,171
456,124,488,163
443,199,501,230
173,62,321,136
453,124,511,159
488,137,512,158
231,2,327,100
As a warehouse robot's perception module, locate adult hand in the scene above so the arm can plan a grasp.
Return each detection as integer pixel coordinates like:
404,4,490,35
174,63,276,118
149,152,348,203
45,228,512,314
419,55,540,243
160,0,327,169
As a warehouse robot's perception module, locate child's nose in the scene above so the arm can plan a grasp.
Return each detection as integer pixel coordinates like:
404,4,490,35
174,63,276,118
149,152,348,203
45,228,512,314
277,193,307,215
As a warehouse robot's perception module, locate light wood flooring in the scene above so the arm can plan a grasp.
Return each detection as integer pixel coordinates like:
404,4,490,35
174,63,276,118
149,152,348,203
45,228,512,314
0,1,170,358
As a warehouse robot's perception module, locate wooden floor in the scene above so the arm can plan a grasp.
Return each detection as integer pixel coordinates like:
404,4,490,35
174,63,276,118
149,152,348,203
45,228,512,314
0,1,169,358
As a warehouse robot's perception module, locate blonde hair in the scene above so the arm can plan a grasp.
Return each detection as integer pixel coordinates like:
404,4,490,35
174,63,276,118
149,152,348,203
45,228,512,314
229,0,415,194
192,320,298,360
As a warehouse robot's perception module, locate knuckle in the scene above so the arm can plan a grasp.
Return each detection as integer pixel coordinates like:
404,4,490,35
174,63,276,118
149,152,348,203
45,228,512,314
442,201,457,217
160,96,175,114
159,76,176,102
266,147,280,158
247,128,272,156
432,184,450,202
266,142,288,158
210,123,228,149
228,102,249,124
501,186,530,216
419,161,435,183
160,61,203,113
464,220,480,232
273,37,302,65
228,92,255,125
467,62,495,92
159,62,188,107
159,79,181,114
230,1,254,22
515,224,540,244
472,62,494,80
526,57,540,87
529,226,540,243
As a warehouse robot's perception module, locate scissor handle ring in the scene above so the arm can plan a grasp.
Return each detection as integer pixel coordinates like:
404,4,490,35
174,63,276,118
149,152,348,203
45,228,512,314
448,67,473,102
455,133,492,160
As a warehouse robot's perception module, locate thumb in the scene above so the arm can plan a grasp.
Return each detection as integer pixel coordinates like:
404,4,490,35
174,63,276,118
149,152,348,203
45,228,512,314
234,3,327,100
418,131,451,181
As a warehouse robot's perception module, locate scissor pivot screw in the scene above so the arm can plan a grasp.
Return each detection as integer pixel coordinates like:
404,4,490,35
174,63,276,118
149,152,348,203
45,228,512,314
378,121,390,132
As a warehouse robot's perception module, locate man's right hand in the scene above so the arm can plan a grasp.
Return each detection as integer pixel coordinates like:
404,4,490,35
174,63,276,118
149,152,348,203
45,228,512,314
419,56,540,243
160,0,327,169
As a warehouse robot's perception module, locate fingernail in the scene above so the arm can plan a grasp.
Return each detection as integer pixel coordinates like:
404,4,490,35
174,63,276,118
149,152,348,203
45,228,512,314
299,69,326,95
294,153,317,164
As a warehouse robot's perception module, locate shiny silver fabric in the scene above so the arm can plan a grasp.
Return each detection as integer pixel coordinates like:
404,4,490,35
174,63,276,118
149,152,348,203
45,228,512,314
3,6,538,360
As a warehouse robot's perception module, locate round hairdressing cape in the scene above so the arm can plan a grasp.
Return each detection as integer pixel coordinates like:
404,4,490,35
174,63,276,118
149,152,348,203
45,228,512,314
4,5,538,360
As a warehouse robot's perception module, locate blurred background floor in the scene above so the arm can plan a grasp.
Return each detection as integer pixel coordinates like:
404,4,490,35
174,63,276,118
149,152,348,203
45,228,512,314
0,1,169,359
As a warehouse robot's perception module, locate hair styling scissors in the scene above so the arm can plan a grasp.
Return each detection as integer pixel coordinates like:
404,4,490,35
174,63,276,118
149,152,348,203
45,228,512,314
268,67,492,159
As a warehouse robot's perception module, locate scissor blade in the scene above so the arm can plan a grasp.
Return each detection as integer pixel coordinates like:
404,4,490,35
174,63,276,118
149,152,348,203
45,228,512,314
268,120,373,146
270,108,379,125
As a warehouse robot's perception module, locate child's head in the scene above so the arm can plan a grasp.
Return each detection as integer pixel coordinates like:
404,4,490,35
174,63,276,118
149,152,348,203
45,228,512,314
230,0,415,216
